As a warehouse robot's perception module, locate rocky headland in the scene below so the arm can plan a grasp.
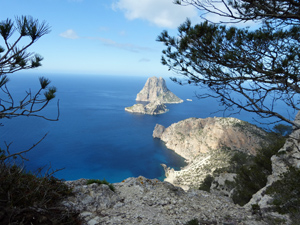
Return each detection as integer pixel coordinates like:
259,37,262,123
125,76,183,115
153,117,270,190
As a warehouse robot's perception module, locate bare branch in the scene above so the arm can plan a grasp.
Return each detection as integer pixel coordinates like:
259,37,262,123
1,133,48,161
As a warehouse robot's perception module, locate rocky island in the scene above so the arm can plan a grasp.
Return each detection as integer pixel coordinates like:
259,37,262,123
125,76,183,115
125,100,168,115
136,76,183,103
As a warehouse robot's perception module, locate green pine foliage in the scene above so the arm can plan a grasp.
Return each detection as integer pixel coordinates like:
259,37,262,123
157,1,300,129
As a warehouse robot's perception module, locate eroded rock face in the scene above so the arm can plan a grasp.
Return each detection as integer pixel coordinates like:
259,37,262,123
136,76,183,104
154,117,270,190
62,176,265,225
125,100,168,115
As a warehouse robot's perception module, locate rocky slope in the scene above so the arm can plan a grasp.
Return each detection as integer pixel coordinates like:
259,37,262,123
136,76,183,104
63,176,265,225
153,117,270,190
125,100,168,115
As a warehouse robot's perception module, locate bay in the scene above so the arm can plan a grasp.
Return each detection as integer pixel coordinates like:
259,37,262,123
0,73,295,182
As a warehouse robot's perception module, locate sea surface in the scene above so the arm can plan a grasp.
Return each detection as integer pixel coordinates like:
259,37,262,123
0,73,296,182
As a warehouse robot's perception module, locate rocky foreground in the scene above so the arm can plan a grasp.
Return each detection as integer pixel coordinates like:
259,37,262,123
63,176,264,225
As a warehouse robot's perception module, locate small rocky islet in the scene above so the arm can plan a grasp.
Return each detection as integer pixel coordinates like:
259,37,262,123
125,76,183,115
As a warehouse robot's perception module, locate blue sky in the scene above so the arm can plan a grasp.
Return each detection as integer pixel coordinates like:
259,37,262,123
1,0,202,76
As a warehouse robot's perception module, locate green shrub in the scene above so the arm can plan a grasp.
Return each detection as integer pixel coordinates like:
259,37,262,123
272,124,293,137
86,179,115,192
232,164,269,206
199,174,214,192
266,167,300,217
228,150,253,172
185,218,199,225
231,133,286,206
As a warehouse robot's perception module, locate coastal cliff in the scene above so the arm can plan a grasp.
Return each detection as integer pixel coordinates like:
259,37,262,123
152,115,300,222
153,117,270,189
153,117,267,161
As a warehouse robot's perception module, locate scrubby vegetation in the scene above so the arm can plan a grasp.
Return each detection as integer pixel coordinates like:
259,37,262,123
266,167,300,223
184,218,218,225
198,129,287,206
87,179,115,192
198,174,214,192
0,149,81,224
185,218,200,225
230,132,285,206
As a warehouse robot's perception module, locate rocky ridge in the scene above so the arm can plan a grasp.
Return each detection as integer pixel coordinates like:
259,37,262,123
153,117,270,190
63,176,265,225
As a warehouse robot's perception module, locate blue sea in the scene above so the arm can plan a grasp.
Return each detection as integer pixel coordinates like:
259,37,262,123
0,74,296,182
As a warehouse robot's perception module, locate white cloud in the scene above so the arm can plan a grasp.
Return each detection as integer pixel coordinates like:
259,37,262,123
59,29,150,52
112,0,199,28
86,37,152,52
139,58,151,62
60,29,80,39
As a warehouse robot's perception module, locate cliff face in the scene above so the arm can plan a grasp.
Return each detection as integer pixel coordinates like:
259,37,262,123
136,76,183,104
153,117,270,189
